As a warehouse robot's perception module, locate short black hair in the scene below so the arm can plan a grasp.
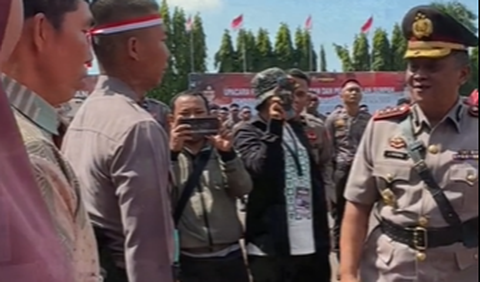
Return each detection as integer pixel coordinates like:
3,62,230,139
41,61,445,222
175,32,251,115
24,0,88,30
241,106,251,111
209,104,219,110
220,107,229,112
287,68,311,86
341,79,361,88
451,50,471,68
360,104,368,108
169,90,209,113
230,103,240,109
90,0,159,67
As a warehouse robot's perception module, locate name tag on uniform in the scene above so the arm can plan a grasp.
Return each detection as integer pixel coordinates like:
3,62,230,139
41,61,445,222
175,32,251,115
453,150,479,161
384,150,409,160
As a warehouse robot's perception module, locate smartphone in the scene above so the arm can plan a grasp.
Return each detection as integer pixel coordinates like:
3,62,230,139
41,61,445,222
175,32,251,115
277,89,294,112
179,117,220,136
276,77,296,114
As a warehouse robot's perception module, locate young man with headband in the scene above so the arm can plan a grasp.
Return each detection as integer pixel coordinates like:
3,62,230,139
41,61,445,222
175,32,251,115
61,1,173,281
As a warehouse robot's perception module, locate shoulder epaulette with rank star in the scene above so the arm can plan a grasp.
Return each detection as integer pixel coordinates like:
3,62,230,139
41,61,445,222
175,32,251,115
373,104,411,121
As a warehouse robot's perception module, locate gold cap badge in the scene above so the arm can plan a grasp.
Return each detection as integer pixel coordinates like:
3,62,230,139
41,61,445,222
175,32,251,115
412,13,433,39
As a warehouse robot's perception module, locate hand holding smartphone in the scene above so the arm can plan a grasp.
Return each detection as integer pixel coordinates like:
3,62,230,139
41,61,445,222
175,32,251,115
178,117,220,137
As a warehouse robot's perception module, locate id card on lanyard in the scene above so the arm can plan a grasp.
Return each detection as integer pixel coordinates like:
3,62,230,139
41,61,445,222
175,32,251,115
174,229,180,263
283,125,303,176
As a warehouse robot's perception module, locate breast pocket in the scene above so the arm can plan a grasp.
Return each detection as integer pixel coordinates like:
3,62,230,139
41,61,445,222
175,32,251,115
206,162,224,190
334,127,346,138
446,163,478,213
372,162,421,213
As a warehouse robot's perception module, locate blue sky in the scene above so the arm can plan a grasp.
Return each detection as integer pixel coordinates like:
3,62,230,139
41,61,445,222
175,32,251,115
88,0,479,74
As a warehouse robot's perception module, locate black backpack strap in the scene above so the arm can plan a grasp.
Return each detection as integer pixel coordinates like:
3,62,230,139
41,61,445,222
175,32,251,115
173,149,212,226
400,115,477,248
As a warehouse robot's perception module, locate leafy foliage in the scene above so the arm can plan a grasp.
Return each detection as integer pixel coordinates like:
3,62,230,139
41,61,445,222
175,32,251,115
371,28,391,71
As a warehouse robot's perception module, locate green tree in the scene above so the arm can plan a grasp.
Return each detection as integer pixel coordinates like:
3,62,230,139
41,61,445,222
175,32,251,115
274,23,295,69
235,29,257,72
431,1,478,33
352,33,370,71
371,28,392,71
255,28,275,71
214,30,238,72
191,14,207,73
293,27,308,69
303,30,317,71
171,7,189,92
431,1,478,95
333,44,354,72
471,47,478,89
293,28,317,71
319,44,327,72
148,0,175,102
390,23,407,71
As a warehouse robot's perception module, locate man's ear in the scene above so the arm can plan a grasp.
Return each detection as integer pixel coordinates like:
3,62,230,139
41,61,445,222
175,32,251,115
168,113,175,125
459,66,471,86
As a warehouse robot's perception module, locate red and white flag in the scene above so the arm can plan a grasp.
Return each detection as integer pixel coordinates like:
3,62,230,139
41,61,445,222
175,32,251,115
231,14,243,31
360,16,373,33
185,16,193,32
304,15,312,31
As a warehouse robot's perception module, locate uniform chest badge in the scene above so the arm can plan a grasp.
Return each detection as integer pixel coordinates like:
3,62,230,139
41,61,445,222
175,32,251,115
453,150,479,161
306,130,317,141
334,119,345,128
389,136,406,149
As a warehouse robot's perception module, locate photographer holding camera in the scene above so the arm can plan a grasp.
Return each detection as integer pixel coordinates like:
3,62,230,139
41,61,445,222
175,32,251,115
168,90,252,282
233,68,331,282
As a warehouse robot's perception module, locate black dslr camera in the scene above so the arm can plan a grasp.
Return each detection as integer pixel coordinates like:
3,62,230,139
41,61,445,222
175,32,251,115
275,76,297,116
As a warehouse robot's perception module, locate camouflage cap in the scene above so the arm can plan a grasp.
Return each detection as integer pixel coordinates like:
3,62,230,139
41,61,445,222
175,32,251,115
251,67,287,108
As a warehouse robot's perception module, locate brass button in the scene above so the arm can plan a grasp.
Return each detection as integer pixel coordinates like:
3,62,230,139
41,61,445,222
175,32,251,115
386,173,394,182
381,189,396,207
467,174,477,182
418,216,429,227
428,145,439,154
416,251,427,262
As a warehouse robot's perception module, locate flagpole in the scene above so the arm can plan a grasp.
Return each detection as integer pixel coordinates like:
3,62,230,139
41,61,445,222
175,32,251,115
190,29,195,73
242,33,247,73
369,15,373,72
308,30,312,72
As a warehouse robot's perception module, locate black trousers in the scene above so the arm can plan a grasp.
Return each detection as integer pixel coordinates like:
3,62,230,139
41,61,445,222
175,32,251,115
179,249,250,282
248,253,331,282
331,166,352,260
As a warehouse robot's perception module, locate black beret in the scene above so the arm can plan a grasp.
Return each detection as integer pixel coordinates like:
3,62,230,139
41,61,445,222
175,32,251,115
402,5,478,58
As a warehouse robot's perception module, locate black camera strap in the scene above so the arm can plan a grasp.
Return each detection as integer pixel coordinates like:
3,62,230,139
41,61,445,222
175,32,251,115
173,149,213,226
282,125,303,176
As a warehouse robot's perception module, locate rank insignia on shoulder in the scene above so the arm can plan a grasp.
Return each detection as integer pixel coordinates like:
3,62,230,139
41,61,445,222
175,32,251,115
453,150,479,161
374,105,411,121
306,131,317,140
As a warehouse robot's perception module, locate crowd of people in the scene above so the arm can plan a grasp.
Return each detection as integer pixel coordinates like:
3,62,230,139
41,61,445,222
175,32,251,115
0,1,478,282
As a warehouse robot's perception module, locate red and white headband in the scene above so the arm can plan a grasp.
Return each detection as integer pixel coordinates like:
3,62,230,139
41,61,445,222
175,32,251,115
90,14,163,36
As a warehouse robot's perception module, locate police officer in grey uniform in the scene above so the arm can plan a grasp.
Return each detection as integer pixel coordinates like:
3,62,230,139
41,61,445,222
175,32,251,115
325,79,371,260
340,6,478,282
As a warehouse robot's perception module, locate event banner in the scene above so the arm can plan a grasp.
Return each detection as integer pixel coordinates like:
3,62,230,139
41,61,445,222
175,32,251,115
189,72,408,113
